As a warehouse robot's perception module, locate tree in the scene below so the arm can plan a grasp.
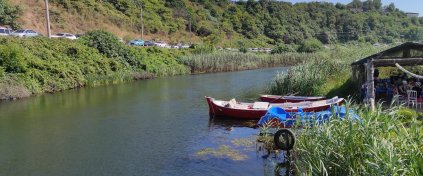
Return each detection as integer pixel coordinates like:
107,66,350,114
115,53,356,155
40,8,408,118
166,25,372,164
348,0,362,9
386,3,397,13
0,0,22,29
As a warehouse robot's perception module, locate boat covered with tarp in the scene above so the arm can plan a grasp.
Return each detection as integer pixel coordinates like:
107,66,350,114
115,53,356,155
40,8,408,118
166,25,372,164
257,106,360,128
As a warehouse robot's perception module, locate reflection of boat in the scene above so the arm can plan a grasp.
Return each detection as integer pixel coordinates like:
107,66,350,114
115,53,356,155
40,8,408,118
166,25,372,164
205,96,344,120
259,95,325,103
257,106,360,128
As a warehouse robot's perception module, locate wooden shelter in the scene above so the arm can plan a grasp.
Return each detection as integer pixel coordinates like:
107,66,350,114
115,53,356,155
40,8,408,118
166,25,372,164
351,42,423,110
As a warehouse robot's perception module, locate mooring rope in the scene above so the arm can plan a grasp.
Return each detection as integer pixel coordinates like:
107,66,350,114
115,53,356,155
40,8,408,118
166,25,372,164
395,63,423,79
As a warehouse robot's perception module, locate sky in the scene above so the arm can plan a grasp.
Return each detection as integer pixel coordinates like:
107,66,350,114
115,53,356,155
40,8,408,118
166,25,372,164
283,0,423,17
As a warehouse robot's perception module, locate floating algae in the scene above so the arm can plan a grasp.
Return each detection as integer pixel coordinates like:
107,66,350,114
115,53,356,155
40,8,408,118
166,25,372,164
196,145,248,161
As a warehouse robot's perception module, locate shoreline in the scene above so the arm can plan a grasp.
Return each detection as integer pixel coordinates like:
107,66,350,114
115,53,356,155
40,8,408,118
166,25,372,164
0,65,289,102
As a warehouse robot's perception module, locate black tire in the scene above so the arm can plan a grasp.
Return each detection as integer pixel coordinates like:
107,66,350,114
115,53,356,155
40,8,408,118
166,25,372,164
274,129,295,150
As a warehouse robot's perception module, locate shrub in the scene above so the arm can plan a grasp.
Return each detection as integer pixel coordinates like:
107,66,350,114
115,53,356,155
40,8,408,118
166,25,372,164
271,44,296,54
79,30,141,68
297,38,323,53
0,44,27,73
239,47,248,53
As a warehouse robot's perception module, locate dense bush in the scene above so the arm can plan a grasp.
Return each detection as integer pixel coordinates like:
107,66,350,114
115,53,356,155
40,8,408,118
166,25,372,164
297,39,324,53
271,44,296,54
0,44,27,73
0,0,22,29
0,35,189,100
79,30,142,69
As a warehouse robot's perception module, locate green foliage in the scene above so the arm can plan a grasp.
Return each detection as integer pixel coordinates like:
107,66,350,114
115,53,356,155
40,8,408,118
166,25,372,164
297,39,323,53
270,44,388,97
191,44,215,54
178,52,309,73
271,44,296,54
0,0,22,29
0,35,189,99
397,107,419,122
0,44,27,73
47,0,423,46
295,104,423,175
239,47,247,53
79,30,141,68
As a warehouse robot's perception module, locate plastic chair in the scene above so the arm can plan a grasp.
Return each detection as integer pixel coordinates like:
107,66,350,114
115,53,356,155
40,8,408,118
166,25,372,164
406,90,418,108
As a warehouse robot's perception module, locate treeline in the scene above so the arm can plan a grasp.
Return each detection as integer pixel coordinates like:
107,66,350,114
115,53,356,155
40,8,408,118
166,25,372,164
41,0,423,47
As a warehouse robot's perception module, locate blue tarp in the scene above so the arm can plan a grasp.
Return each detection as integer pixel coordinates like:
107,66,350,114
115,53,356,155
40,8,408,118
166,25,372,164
257,106,360,126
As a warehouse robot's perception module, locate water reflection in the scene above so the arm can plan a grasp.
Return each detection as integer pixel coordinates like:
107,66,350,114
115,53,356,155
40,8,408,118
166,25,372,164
1,67,290,176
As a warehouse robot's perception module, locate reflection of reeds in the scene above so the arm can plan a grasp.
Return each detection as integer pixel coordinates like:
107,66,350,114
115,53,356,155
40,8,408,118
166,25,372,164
178,52,314,73
294,104,423,175
85,71,154,87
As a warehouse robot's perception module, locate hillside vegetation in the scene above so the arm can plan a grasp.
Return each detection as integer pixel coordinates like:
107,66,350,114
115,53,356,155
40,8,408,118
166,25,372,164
5,0,423,47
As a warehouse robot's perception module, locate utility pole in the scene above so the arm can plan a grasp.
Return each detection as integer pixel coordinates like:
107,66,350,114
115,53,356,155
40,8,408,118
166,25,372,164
140,4,144,41
45,0,51,38
189,17,192,44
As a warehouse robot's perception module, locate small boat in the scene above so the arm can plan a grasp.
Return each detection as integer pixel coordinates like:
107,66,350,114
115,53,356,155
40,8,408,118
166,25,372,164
257,106,360,128
205,96,344,120
260,95,326,103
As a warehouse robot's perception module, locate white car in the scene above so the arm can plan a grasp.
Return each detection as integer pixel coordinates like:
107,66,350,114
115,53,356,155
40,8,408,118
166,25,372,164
51,33,77,40
154,41,169,48
11,29,39,37
0,28,12,36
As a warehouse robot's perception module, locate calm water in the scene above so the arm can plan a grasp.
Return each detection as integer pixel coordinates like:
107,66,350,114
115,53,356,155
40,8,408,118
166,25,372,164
0,67,288,176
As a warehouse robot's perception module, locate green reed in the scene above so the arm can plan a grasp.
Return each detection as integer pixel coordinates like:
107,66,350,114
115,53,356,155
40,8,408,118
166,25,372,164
269,44,389,96
294,103,423,175
178,52,316,73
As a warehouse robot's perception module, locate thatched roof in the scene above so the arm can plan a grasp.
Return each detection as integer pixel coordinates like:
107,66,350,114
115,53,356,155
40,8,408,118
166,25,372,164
351,42,423,67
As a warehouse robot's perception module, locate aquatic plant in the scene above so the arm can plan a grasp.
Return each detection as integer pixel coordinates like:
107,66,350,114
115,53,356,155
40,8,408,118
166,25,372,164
269,44,389,97
294,104,423,175
178,52,315,73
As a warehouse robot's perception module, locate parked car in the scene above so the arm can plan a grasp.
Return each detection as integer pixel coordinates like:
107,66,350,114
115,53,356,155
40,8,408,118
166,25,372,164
0,27,12,36
128,39,145,46
10,29,39,37
154,41,168,48
144,41,155,46
51,33,77,40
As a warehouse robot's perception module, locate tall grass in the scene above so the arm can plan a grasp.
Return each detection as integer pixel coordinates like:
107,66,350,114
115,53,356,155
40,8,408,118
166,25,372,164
269,44,390,97
178,52,316,73
294,104,423,175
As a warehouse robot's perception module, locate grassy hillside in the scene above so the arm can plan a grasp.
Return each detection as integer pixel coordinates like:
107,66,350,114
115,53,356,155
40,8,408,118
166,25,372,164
7,0,423,47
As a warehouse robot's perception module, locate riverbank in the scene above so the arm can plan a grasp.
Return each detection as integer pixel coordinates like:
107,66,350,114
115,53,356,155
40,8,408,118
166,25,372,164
0,31,304,101
269,43,390,97
265,43,423,174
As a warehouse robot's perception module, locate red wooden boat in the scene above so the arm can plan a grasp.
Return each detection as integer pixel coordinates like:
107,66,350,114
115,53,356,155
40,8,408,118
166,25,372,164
259,95,326,103
205,96,344,120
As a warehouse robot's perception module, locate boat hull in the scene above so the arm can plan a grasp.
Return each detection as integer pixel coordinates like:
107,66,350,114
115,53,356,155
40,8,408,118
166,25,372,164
260,95,325,103
205,96,344,120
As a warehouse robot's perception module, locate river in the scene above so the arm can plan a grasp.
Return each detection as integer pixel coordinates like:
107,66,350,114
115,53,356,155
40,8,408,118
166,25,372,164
0,67,288,176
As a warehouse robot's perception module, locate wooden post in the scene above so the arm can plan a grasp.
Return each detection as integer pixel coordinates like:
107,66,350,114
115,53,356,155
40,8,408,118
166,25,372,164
366,58,375,111
44,0,51,38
